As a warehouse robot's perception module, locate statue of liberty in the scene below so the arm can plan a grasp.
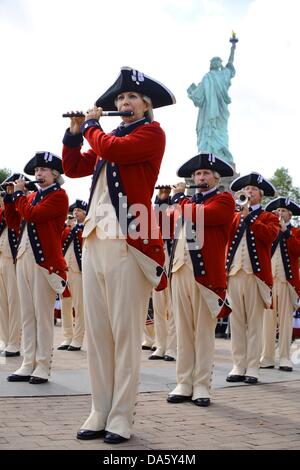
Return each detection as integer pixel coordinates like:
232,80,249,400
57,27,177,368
187,33,238,164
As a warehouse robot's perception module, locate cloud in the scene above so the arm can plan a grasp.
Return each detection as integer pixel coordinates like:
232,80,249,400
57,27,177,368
0,0,30,26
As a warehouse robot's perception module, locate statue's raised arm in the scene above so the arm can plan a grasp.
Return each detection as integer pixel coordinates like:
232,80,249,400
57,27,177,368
187,33,238,165
227,31,238,65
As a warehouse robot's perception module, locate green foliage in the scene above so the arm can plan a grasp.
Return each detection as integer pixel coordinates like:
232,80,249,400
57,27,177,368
0,168,11,184
264,167,300,226
270,167,300,200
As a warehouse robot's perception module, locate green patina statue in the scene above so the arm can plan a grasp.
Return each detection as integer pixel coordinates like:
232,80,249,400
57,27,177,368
187,33,238,164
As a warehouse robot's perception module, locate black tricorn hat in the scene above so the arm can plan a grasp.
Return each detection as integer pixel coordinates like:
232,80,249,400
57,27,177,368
0,173,38,192
69,199,88,213
95,66,176,110
177,153,234,178
230,172,276,197
265,197,300,216
24,151,64,175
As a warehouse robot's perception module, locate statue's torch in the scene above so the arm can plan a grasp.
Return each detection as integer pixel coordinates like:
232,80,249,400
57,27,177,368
230,31,239,44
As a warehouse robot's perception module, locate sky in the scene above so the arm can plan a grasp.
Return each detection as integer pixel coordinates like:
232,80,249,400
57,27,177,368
0,0,299,204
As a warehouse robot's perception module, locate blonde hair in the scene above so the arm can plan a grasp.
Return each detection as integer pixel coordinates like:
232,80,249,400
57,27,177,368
142,95,154,122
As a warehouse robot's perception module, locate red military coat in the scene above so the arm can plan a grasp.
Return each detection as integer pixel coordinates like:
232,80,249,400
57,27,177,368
61,224,83,271
171,191,235,292
273,226,300,296
5,188,69,277
62,120,167,290
226,210,279,288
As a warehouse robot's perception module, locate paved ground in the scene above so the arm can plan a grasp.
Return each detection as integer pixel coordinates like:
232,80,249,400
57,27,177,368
0,323,299,450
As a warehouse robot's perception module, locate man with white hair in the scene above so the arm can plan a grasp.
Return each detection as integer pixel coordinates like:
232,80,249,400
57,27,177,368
4,152,69,384
164,153,235,407
260,197,300,371
226,173,279,384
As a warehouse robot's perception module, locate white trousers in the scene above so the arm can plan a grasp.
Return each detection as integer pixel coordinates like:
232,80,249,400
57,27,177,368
0,254,21,352
152,287,177,358
60,270,85,347
228,270,265,378
14,250,56,379
81,234,151,439
171,265,217,399
261,278,294,368
142,315,155,348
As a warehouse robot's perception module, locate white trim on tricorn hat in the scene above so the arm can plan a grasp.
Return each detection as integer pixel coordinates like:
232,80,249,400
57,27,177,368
230,172,276,197
24,152,64,175
95,66,176,110
265,197,300,216
177,153,234,178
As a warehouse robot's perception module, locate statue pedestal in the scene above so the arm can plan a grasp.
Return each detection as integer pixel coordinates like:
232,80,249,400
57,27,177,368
218,163,239,193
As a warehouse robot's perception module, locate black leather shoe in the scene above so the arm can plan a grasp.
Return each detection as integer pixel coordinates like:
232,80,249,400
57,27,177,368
67,346,81,351
7,374,31,382
279,366,293,372
244,376,258,384
226,374,245,382
104,432,128,444
2,351,20,357
193,398,211,407
57,344,70,350
76,429,106,440
29,376,48,384
167,394,192,403
164,355,175,361
148,354,164,360
260,365,274,369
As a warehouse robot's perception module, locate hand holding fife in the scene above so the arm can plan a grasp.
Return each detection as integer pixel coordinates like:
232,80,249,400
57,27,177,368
272,210,287,232
68,106,103,135
13,178,26,193
85,106,103,122
69,111,85,135
5,183,14,195
157,187,172,200
240,205,250,217
172,182,186,195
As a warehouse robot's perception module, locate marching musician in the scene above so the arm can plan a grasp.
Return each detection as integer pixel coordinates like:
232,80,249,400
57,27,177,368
0,174,37,357
149,189,176,361
5,153,69,384
58,199,87,351
164,153,235,407
62,67,175,444
260,197,300,371
226,173,279,384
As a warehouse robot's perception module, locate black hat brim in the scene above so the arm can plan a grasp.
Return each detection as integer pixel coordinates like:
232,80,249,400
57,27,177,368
231,173,276,197
24,152,64,176
265,197,300,216
69,200,88,213
95,66,176,110
177,154,234,178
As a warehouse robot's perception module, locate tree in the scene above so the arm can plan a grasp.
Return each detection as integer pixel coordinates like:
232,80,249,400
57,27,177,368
264,167,300,226
0,167,11,184
270,167,300,200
